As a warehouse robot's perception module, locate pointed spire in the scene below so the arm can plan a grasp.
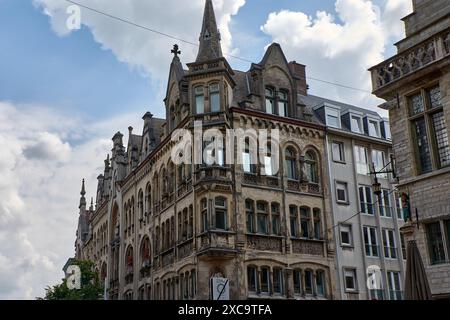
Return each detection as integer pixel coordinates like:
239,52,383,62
89,197,94,211
196,0,223,63
79,179,86,209
104,154,110,168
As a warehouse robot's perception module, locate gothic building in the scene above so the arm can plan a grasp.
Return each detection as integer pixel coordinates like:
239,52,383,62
73,0,397,300
370,0,450,299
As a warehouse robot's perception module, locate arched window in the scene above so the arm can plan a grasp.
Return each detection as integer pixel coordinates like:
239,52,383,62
313,208,321,240
145,183,151,217
289,205,298,237
256,201,269,234
140,237,151,268
305,151,318,183
209,83,220,112
214,197,227,230
247,265,257,293
245,199,255,233
125,246,134,275
277,90,288,117
265,87,274,114
243,138,256,173
285,147,297,179
138,189,144,222
195,86,204,114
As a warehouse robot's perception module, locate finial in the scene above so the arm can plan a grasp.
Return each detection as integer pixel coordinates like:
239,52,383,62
128,126,133,135
81,179,86,196
89,197,94,211
171,44,181,58
105,154,110,168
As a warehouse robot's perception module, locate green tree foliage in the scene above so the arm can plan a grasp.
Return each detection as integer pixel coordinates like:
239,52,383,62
40,260,104,300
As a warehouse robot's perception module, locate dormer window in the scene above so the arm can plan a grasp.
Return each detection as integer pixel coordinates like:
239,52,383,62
209,83,220,112
351,115,363,133
326,108,340,128
265,88,274,114
368,119,380,138
195,86,205,114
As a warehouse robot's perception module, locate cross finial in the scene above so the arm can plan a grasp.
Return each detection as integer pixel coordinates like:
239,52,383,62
171,44,181,57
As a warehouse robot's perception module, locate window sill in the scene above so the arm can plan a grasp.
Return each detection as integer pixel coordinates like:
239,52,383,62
399,165,450,186
341,244,354,249
333,160,346,165
336,201,350,206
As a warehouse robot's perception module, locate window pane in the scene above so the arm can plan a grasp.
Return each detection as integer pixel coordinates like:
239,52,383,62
372,150,386,178
293,270,302,294
332,142,344,162
247,267,256,292
260,268,269,293
351,116,362,133
345,270,356,290
369,120,379,137
427,222,446,264
413,117,432,173
410,93,424,115
196,95,204,114
355,146,368,175
210,92,220,112
336,183,347,202
327,114,339,128
304,271,313,294
431,111,450,167
427,86,441,109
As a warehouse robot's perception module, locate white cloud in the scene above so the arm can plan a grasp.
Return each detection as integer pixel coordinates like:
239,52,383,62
0,101,143,299
33,0,246,82
260,0,412,114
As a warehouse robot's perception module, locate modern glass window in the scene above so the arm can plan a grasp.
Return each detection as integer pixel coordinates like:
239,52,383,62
247,266,257,293
372,150,386,178
201,198,208,232
359,186,374,215
336,182,348,204
351,115,363,133
305,151,318,183
256,201,269,234
265,88,274,114
277,91,288,117
300,207,310,238
378,189,392,217
285,147,297,179
387,271,402,300
246,199,255,233
363,226,379,257
426,222,446,264
290,206,298,237
209,83,220,112
195,86,204,114
271,203,281,236
260,267,270,293
409,86,450,173
273,268,283,294
340,224,353,246
382,229,397,259
400,233,407,260
293,269,302,295
344,269,357,292
368,120,380,137
332,141,345,162
355,146,369,175
214,197,227,230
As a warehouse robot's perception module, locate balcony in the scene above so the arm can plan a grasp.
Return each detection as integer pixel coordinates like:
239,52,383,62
196,165,231,182
243,173,281,188
246,234,283,252
370,31,450,92
161,248,175,267
177,239,194,260
291,238,324,256
197,230,236,257
139,259,151,279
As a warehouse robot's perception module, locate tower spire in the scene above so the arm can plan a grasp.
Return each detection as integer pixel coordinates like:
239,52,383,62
196,0,223,63
79,179,86,209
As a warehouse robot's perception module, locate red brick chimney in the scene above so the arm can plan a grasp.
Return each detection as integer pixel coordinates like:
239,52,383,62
288,61,308,96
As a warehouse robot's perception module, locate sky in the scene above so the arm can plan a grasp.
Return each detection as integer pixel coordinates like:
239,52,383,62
0,0,412,299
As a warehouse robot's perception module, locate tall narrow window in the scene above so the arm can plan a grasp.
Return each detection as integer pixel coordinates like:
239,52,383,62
378,189,392,217
265,88,274,114
355,146,369,175
332,141,345,162
300,207,310,238
260,267,270,293
431,111,450,167
242,138,255,173
271,203,281,235
201,199,208,232
316,271,325,296
289,206,298,237
426,222,446,264
256,201,269,234
413,117,432,173
368,120,380,137
395,192,403,220
247,266,257,293
363,226,379,257
209,83,220,112
285,147,297,179
304,270,313,295
400,233,407,260
293,269,302,295
382,229,397,259
313,209,321,240
305,151,318,183
263,143,273,176
214,197,227,230
359,186,374,215
273,268,283,294
246,199,255,233
195,86,204,114
387,271,402,300
277,91,288,117
372,150,386,178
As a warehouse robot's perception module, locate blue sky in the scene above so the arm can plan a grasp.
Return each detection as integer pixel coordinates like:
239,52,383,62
0,0,412,299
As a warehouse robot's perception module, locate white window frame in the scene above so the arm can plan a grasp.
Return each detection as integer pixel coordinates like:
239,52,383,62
350,115,363,134
367,118,381,138
355,145,369,175
359,185,374,215
332,141,345,163
336,181,349,204
372,149,387,179
340,224,353,247
325,107,341,129
387,271,402,300
343,268,357,292
382,229,397,259
363,226,379,257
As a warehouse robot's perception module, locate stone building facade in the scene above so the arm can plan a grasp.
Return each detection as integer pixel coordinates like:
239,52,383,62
370,0,450,299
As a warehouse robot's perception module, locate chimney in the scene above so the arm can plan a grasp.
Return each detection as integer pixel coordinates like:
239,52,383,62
289,61,308,96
